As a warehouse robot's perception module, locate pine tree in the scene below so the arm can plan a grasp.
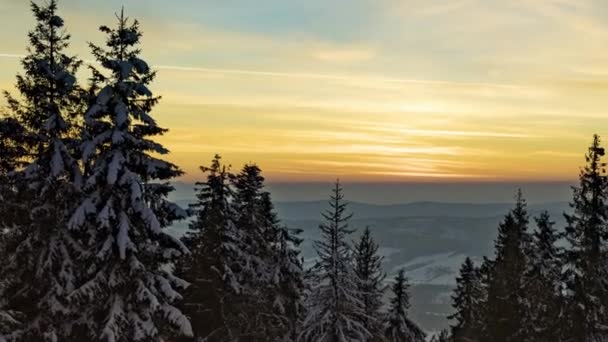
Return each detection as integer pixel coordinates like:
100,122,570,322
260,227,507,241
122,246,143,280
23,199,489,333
300,181,370,342
0,1,86,340
483,190,530,342
430,330,451,342
67,10,191,341
231,164,277,339
384,269,425,342
449,257,483,342
260,191,305,341
562,134,608,342
175,155,243,341
523,211,563,341
353,227,385,338
475,257,492,341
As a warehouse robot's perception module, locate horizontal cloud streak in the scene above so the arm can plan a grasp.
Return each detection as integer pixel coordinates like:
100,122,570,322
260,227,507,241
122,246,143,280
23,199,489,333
2,0,605,182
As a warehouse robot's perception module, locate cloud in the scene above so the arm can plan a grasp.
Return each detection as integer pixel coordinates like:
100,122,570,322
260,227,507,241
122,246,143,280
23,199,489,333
0,53,22,59
406,0,476,16
312,46,376,63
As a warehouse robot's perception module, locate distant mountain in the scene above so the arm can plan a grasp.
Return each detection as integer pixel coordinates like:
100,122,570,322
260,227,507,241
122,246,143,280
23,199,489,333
274,200,570,220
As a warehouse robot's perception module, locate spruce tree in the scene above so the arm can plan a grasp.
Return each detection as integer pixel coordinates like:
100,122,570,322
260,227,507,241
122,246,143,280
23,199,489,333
475,257,492,341
0,1,85,340
67,10,191,341
562,134,608,342
384,269,425,342
231,164,277,339
300,181,370,342
430,330,451,342
483,191,530,342
175,155,242,341
260,191,305,341
449,257,483,342
523,211,563,341
353,227,385,338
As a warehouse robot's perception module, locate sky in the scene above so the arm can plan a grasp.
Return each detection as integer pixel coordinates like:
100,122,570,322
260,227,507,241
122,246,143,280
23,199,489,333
1,0,607,183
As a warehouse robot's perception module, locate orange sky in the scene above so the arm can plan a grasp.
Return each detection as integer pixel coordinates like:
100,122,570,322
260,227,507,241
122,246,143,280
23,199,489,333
1,0,607,182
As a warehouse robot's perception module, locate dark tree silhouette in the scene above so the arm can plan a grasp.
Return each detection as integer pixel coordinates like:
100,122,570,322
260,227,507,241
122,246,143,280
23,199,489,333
384,269,425,342
562,134,608,341
353,227,385,338
450,257,483,342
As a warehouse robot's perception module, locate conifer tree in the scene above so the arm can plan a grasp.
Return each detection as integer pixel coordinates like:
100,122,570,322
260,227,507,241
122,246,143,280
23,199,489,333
449,257,483,342
67,10,191,341
353,227,385,338
430,330,451,342
231,164,277,339
523,211,563,341
483,191,530,342
260,191,305,341
562,134,608,342
300,181,370,342
176,155,242,341
384,269,425,342
475,257,492,340
0,1,86,340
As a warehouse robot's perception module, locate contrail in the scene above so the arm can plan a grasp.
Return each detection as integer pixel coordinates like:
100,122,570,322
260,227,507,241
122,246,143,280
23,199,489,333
154,64,527,90
0,52,527,90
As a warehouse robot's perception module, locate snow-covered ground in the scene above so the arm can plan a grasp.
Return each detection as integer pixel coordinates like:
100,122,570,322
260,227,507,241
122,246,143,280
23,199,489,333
390,252,472,286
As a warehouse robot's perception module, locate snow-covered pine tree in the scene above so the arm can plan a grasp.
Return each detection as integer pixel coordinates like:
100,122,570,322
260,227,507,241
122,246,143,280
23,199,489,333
231,163,277,339
67,10,191,341
522,211,563,341
562,134,608,342
260,191,305,341
430,330,451,342
483,191,530,342
0,1,86,340
300,181,370,342
353,227,386,338
175,155,243,341
383,269,425,342
449,257,483,342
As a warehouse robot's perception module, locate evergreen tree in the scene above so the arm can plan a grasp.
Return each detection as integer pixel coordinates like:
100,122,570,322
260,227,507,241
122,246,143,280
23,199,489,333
483,191,530,342
67,10,191,341
449,257,483,342
384,269,425,342
260,192,305,341
300,181,370,342
0,1,86,340
353,227,385,338
523,211,563,341
176,155,242,341
231,164,277,339
562,134,608,342
475,257,492,340
430,330,451,342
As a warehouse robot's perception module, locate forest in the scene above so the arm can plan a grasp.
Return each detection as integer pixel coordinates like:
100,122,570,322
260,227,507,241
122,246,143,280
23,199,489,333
1,2,608,342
